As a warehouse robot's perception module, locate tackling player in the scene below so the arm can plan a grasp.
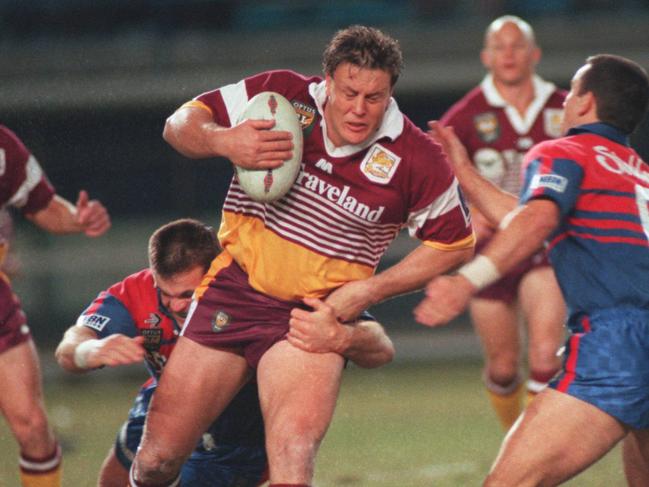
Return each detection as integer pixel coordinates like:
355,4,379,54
417,54,649,486
440,15,567,429
55,218,396,487
130,25,474,487
0,125,111,487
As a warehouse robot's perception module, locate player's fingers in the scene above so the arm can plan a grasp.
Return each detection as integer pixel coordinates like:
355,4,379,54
258,139,294,152
75,189,89,209
259,129,293,141
254,158,287,170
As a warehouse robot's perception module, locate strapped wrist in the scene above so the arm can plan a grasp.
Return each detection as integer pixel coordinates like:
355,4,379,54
457,255,501,290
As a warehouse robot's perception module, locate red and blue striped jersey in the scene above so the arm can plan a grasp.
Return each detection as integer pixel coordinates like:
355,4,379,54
76,269,179,380
521,123,649,325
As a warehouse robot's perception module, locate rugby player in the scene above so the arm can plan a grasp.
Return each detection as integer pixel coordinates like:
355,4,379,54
440,15,567,430
0,125,110,487
417,54,649,486
130,25,474,487
56,218,395,487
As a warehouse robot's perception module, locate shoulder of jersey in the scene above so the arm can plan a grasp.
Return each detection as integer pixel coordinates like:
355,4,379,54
235,91,304,203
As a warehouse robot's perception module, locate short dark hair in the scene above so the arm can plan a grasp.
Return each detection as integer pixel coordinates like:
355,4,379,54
322,25,403,86
580,54,649,134
148,218,218,278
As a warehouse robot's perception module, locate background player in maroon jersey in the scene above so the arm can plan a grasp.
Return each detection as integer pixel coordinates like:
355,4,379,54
55,218,395,487
417,54,649,487
440,15,567,430
130,25,473,487
0,125,110,487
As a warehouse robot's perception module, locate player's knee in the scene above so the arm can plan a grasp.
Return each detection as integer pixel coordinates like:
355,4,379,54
484,364,519,389
134,447,183,482
9,409,52,450
529,343,562,371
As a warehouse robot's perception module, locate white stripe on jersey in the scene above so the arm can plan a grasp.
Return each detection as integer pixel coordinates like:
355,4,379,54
406,178,464,237
223,183,401,267
220,79,249,126
8,155,44,209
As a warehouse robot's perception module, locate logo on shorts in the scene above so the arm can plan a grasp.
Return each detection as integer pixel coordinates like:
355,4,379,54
474,112,500,143
212,310,231,333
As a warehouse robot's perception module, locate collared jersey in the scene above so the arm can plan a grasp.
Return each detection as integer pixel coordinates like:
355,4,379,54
441,74,566,195
187,69,474,300
0,125,55,214
521,123,649,324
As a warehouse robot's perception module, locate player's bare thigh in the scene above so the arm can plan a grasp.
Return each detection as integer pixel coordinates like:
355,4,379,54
485,388,626,487
98,446,128,487
139,337,251,461
257,339,344,482
470,298,520,377
518,266,565,370
623,429,649,487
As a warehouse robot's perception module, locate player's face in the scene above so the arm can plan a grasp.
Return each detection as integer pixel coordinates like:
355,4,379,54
324,63,393,147
561,64,590,134
481,22,540,87
154,265,206,324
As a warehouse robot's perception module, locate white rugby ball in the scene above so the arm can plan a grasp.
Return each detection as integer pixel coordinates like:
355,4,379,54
235,91,304,202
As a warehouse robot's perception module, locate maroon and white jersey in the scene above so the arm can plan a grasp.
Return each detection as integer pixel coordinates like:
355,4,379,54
441,74,566,195
0,125,55,215
184,70,474,300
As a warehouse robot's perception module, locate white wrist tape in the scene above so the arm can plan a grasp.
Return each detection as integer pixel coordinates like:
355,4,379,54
457,255,501,290
73,339,102,369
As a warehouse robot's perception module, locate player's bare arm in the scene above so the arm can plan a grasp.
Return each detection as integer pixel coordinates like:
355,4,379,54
288,297,395,369
56,325,145,373
415,198,559,327
326,244,473,322
163,105,293,170
428,121,518,226
27,191,111,237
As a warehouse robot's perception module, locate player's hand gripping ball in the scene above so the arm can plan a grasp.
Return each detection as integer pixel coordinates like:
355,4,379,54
235,92,304,202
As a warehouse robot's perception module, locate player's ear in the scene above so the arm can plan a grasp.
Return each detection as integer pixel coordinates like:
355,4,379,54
578,91,595,117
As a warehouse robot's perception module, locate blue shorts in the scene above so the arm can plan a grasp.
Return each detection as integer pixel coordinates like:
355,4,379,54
114,383,267,486
550,307,649,429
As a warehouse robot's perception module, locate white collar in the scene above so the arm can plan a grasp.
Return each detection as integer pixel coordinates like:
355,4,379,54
480,74,558,135
308,80,404,158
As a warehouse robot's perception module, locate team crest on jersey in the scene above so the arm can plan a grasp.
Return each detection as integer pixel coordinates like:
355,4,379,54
142,328,162,350
292,101,316,130
474,112,500,143
360,144,401,184
212,310,231,333
80,313,110,332
544,109,563,138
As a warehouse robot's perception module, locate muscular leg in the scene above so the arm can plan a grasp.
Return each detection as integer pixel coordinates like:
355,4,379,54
131,337,250,484
0,339,57,457
518,267,565,402
470,298,523,430
623,429,649,487
98,446,127,487
257,340,344,484
484,388,626,486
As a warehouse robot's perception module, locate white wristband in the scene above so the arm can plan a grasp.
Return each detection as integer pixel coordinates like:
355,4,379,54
73,339,102,369
457,255,501,290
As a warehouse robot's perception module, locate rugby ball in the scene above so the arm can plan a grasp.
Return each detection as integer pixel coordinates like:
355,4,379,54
235,91,303,202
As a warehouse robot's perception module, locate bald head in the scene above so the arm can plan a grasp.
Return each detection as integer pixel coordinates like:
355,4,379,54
484,15,536,47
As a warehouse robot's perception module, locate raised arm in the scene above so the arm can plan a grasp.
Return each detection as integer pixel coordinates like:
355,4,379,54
55,325,145,373
428,121,518,226
288,297,395,369
162,104,293,170
27,191,110,237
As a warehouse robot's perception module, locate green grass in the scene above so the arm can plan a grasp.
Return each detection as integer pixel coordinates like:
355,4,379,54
0,361,625,486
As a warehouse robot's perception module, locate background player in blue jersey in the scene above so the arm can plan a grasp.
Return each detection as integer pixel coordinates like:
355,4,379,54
55,218,396,487
416,54,649,486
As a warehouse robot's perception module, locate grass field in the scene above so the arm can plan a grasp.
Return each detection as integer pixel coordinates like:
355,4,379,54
0,359,625,486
